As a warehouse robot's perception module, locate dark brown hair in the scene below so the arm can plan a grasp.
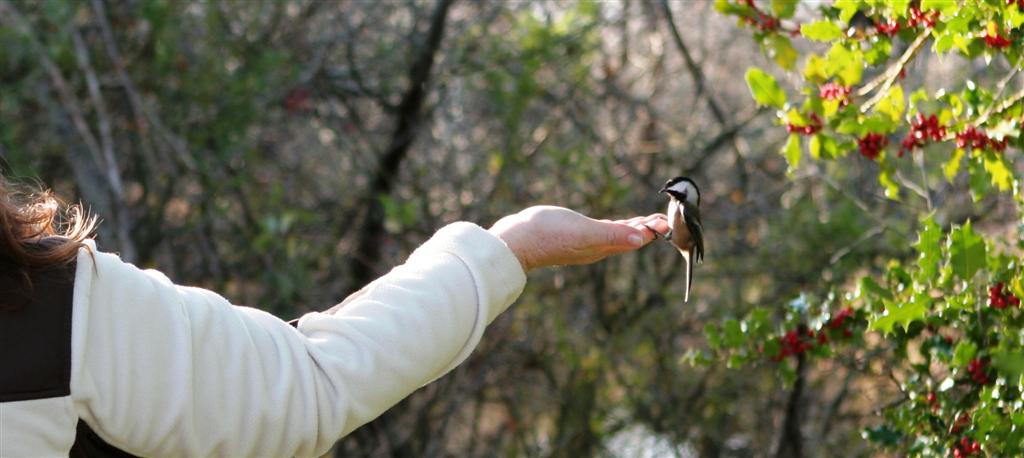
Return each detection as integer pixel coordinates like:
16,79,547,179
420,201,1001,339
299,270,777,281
0,176,96,273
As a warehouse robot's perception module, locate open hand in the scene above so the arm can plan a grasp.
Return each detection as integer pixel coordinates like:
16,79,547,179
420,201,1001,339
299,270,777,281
488,206,669,272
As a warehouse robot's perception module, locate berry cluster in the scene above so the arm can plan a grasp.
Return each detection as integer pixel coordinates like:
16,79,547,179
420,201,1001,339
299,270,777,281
818,82,850,106
825,307,855,337
957,126,1009,152
899,113,946,156
907,6,939,28
786,113,822,136
772,328,817,361
952,437,982,457
988,282,1020,309
966,358,990,385
984,26,1013,48
770,308,856,361
875,18,900,36
857,133,887,160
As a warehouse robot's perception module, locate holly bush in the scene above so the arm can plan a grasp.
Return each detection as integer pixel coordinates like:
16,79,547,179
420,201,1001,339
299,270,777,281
699,1,1024,455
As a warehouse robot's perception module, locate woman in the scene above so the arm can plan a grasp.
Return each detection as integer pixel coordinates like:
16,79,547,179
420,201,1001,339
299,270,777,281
0,176,668,457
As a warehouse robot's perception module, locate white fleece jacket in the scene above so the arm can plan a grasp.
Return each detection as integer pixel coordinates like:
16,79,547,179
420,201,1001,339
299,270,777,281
1,222,526,457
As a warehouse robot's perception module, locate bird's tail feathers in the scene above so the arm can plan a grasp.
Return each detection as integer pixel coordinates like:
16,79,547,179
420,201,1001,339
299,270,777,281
681,250,691,303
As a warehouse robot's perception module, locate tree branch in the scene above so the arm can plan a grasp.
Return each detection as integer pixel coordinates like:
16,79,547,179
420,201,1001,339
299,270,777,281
345,0,455,292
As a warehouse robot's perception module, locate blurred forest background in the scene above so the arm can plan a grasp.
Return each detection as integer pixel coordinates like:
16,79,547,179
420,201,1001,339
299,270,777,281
0,1,1016,457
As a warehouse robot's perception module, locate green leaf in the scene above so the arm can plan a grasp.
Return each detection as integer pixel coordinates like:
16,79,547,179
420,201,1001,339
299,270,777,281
865,37,892,65
878,160,900,200
934,32,955,54
944,148,964,182
869,294,930,335
836,117,863,136
810,134,840,159
861,276,894,300
826,43,864,86
983,151,1014,191
770,0,797,18
809,135,822,159
803,53,829,82
992,349,1024,382
920,0,956,16
914,215,942,283
967,156,991,201
745,67,787,109
765,35,798,71
705,323,722,350
801,20,843,42
875,85,905,124
782,133,801,171
948,220,986,281
952,341,977,367
836,0,862,23
723,318,745,348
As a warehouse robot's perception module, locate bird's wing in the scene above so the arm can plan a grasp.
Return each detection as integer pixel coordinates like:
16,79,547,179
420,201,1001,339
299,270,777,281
685,205,704,264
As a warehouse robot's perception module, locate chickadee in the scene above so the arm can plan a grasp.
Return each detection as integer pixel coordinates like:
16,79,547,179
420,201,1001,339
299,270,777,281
652,176,704,302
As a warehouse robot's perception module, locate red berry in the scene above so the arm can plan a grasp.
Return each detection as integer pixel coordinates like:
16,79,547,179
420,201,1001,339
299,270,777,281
985,28,1013,48
875,18,900,36
857,133,887,160
819,82,851,105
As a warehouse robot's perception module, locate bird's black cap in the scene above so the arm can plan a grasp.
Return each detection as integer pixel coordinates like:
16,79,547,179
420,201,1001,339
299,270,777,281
659,176,700,204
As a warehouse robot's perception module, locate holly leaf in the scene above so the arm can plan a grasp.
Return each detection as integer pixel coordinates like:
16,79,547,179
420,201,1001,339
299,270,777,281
915,215,942,283
869,294,930,335
806,134,839,159
878,159,900,200
705,323,722,350
948,220,986,281
944,148,965,182
723,318,745,348
875,85,905,124
782,133,801,171
803,53,829,82
991,349,1024,383
801,20,842,42
836,0,861,23
745,67,787,109
860,276,894,301
765,34,798,71
920,0,956,15
770,0,796,18
826,43,864,86
983,151,1014,191
952,341,977,367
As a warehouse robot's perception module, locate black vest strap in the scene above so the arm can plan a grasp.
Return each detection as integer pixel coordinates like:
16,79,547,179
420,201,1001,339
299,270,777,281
0,244,140,457
70,420,140,458
0,260,76,402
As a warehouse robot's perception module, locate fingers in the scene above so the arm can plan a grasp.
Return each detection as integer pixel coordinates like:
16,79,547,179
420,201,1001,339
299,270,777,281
593,214,669,251
616,214,669,241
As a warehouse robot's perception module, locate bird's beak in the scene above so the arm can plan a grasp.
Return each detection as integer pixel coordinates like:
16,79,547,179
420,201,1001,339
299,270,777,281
659,186,668,194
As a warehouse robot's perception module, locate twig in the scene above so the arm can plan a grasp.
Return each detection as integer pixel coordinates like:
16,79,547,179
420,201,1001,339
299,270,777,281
858,32,930,113
70,28,124,198
90,0,195,171
976,84,1024,127
829,225,885,265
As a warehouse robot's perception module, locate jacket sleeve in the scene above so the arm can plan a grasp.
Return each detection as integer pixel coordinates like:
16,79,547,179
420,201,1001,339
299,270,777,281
69,222,526,457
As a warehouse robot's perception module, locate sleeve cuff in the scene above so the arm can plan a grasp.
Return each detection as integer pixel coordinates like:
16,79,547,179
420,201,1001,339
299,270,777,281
408,222,526,325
